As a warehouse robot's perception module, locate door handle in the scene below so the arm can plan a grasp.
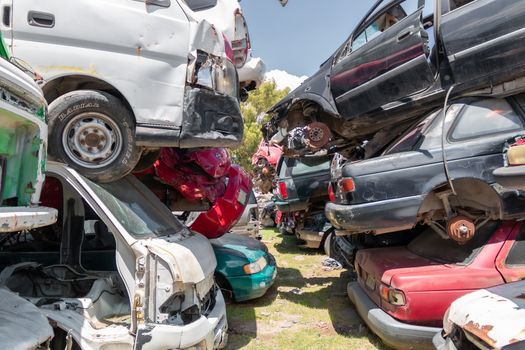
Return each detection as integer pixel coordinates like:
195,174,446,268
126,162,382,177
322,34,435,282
27,11,54,28
397,26,416,42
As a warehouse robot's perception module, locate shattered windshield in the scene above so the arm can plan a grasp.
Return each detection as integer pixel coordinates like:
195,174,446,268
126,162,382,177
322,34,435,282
85,175,188,238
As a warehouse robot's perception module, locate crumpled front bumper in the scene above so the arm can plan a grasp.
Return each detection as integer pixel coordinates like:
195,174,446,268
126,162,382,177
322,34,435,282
137,289,228,350
180,87,243,148
190,165,253,238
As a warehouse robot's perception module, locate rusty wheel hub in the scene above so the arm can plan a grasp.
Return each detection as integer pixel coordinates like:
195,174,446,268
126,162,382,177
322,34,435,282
304,122,331,148
447,216,475,243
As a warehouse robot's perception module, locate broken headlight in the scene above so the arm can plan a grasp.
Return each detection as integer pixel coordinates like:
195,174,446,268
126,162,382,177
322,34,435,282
188,50,239,98
243,256,267,275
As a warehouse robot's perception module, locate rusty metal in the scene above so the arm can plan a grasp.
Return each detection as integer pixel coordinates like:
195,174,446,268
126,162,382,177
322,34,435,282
447,215,475,243
304,122,331,148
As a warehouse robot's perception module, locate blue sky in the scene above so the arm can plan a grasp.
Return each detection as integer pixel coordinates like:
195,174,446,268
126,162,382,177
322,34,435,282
241,0,375,77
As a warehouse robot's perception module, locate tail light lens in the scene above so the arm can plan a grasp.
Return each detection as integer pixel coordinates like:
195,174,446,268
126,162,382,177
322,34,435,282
231,10,250,68
328,183,336,202
340,178,356,193
507,139,525,165
278,181,288,199
380,284,406,306
223,33,234,63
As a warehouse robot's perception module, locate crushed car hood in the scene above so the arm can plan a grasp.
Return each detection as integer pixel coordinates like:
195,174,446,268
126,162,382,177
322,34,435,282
447,282,525,348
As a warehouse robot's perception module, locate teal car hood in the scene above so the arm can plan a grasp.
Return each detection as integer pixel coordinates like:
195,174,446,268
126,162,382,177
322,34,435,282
211,233,268,276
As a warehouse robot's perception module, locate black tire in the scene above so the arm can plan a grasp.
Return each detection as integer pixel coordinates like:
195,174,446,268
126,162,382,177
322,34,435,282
215,273,234,303
133,148,161,172
48,90,142,182
329,234,351,269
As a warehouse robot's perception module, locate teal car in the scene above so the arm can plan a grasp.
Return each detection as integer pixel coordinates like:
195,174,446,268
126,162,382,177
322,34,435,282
211,233,277,302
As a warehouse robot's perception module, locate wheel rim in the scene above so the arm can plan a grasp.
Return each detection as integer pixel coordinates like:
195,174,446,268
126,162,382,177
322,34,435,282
62,112,123,169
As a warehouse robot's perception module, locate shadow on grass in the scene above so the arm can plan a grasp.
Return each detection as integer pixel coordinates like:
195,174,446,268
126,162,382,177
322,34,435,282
226,230,390,350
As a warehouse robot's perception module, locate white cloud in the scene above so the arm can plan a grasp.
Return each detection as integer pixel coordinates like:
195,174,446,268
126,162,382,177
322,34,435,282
264,69,308,91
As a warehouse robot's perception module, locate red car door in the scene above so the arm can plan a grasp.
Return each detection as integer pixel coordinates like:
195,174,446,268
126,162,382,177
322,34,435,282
495,221,525,282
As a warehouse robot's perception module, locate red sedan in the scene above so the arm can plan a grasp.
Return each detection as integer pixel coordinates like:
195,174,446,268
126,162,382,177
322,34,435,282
348,221,525,350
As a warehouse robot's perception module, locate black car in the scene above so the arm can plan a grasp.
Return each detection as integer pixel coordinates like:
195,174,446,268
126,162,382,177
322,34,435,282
326,95,525,239
264,0,525,157
274,155,332,248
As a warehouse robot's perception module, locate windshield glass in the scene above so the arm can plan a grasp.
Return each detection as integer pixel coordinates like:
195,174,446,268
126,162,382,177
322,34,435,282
85,175,188,238
407,221,499,265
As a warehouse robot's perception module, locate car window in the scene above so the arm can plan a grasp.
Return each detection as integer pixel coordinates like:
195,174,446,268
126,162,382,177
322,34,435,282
450,99,523,141
183,0,217,11
86,175,189,238
351,0,420,51
449,0,475,11
290,157,331,176
407,221,499,265
383,109,440,155
505,226,525,266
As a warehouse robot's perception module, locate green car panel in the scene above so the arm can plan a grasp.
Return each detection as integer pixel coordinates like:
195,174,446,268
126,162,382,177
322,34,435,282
211,233,277,302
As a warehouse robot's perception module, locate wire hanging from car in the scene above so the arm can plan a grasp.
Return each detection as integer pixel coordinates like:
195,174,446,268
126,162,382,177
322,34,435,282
441,84,456,195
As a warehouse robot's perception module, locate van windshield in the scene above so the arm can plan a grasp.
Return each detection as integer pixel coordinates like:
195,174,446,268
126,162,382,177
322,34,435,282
85,175,188,238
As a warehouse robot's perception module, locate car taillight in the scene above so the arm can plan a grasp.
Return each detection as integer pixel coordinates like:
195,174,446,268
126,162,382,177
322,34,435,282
340,178,355,193
507,139,525,165
223,33,234,63
231,10,250,68
278,181,288,199
328,183,336,202
379,284,406,306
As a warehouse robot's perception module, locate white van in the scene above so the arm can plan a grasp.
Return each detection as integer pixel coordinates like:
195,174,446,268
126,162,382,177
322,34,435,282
0,162,227,349
0,0,243,182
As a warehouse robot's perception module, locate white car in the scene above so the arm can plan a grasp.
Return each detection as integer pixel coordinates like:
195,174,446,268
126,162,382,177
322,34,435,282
0,162,227,349
2,0,242,182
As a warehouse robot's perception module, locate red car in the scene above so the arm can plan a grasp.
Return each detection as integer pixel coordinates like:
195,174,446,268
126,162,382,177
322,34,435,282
348,221,525,350
136,147,252,239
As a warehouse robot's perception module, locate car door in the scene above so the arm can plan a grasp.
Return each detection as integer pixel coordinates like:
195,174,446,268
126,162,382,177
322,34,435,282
439,0,525,89
330,0,434,121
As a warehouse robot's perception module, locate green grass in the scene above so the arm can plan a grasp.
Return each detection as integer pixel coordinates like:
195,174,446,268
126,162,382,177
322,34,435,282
225,228,390,350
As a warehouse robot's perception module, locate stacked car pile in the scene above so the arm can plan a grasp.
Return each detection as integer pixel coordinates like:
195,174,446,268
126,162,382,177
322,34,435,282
263,0,525,349
0,0,276,349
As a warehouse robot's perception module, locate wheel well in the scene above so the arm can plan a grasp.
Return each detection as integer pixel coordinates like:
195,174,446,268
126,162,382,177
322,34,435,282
418,178,502,221
43,75,134,120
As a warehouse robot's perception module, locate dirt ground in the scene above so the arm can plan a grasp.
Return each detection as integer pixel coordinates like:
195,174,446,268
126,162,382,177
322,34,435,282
225,228,390,350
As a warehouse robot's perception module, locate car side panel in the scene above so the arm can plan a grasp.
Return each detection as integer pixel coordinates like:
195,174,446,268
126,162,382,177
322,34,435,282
440,0,525,89
331,9,433,121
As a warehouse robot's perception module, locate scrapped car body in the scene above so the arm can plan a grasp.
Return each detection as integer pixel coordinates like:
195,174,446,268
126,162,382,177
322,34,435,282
264,0,525,156
493,135,525,191
0,287,54,349
348,221,525,350
326,96,525,238
238,53,266,91
252,140,283,194
210,233,276,302
0,161,228,350
189,165,252,238
0,33,57,231
137,147,252,239
2,0,243,182
434,281,525,350
275,155,332,248
229,190,261,240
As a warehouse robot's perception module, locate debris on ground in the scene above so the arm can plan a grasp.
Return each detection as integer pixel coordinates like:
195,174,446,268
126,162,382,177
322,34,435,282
290,288,304,295
322,257,343,271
